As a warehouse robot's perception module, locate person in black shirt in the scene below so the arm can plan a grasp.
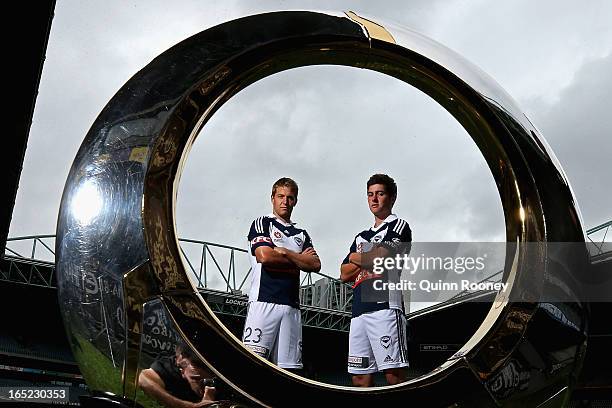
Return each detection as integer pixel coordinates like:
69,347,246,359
139,342,218,408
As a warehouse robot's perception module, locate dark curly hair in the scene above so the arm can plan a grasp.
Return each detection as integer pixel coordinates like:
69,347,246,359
367,174,397,198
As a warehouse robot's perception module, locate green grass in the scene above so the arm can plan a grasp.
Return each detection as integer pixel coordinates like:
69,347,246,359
72,333,163,408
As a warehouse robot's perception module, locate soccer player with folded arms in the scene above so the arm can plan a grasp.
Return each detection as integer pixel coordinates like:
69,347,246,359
341,174,412,387
243,177,320,372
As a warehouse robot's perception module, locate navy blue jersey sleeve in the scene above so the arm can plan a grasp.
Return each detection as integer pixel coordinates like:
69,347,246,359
302,230,314,251
382,219,412,254
342,235,358,265
247,217,273,255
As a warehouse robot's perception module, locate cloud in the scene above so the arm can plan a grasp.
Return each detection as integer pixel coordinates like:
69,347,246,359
175,64,504,282
430,0,612,104
8,0,610,260
524,53,612,229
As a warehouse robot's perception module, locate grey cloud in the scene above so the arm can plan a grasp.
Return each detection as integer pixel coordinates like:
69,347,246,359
9,0,610,259
525,53,612,230
176,64,501,277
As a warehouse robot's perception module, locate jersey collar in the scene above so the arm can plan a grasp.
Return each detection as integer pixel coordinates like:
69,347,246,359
268,213,296,226
371,213,397,231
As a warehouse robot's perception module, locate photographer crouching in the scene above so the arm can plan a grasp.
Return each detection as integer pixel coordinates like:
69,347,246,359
139,341,224,408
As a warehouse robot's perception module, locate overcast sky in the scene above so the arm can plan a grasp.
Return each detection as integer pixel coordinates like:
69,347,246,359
8,1,611,281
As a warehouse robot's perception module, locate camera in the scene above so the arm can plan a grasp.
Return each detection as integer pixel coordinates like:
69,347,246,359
199,377,217,388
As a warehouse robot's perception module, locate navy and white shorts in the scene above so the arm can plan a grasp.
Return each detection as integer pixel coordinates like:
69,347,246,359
242,301,302,369
348,308,408,374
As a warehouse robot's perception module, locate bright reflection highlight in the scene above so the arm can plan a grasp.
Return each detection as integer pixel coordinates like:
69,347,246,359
72,180,102,224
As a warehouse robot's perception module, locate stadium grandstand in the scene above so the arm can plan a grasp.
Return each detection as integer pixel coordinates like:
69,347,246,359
1,222,610,405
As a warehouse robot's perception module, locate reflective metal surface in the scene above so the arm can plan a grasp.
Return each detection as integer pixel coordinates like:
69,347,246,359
56,10,588,407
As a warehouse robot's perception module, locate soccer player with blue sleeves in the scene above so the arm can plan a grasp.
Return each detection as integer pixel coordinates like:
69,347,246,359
243,177,320,370
341,174,412,387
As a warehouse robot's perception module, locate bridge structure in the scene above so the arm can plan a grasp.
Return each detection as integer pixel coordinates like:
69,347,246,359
3,219,610,332
1,222,611,403
2,234,356,331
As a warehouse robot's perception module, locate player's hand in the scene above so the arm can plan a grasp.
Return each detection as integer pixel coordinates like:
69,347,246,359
273,246,291,256
302,247,319,258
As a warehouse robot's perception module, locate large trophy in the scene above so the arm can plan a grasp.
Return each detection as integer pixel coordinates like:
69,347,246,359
56,11,588,407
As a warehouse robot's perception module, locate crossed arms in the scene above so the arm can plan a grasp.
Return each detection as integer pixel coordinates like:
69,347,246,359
255,246,321,273
340,246,391,283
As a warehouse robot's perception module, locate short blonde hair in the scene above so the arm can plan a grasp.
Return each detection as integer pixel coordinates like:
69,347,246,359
271,177,298,197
